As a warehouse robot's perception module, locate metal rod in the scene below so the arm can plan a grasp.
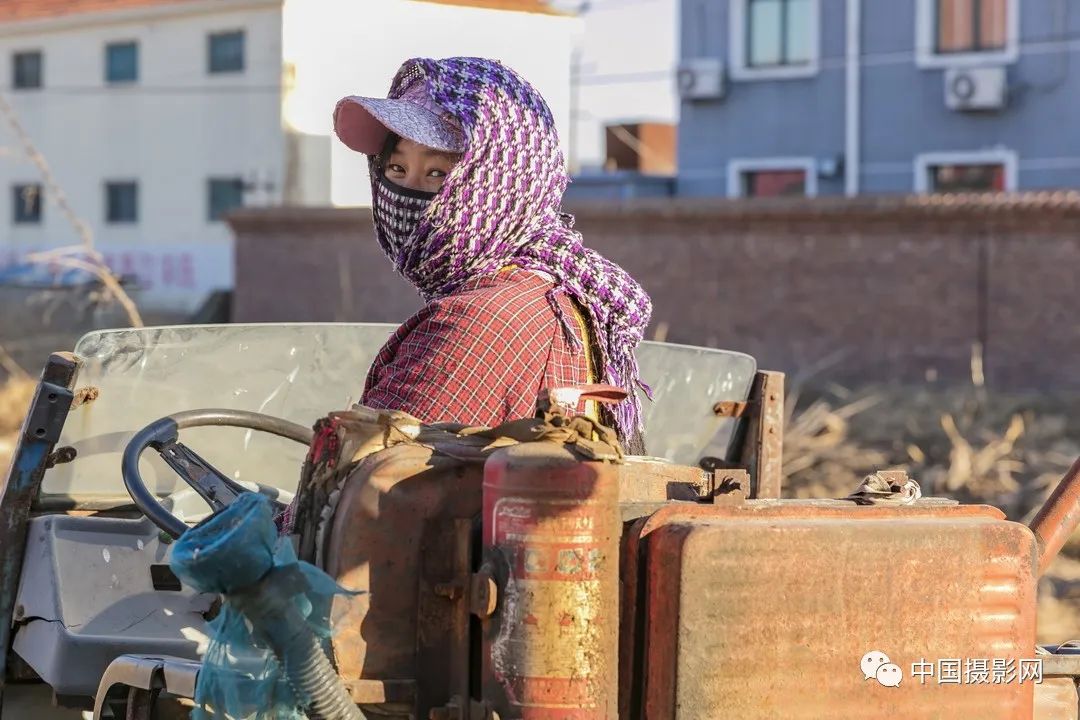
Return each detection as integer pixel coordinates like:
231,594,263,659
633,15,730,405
1029,455,1080,575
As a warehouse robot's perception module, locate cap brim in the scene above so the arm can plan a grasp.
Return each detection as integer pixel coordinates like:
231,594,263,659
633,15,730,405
333,96,465,155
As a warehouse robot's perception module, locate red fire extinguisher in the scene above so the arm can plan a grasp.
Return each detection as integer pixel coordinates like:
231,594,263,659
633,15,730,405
481,441,620,720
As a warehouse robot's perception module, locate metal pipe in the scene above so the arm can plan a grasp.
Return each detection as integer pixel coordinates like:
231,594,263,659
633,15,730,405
1029,455,1080,575
844,0,861,196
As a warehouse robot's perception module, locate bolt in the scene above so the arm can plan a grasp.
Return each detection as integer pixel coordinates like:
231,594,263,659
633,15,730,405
434,583,463,600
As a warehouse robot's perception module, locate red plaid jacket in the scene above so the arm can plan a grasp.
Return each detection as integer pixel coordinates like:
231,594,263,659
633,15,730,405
277,270,595,535
362,268,592,426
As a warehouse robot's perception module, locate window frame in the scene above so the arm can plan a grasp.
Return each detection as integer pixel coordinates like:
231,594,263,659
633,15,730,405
207,30,246,75
913,148,1018,193
729,0,820,81
727,157,818,198
104,180,139,224
12,50,43,90
916,0,1019,69
105,41,139,85
207,177,246,222
12,182,43,225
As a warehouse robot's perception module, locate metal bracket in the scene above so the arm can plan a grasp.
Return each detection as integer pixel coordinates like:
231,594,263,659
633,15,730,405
435,569,497,620
22,382,74,444
44,446,77,469
704,469,750,501
91,654,201,720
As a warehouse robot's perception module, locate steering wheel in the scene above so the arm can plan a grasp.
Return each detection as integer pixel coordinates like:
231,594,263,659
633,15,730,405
122,409,314,539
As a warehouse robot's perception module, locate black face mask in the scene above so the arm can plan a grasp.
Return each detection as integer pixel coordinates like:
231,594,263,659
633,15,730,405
372,175,436,263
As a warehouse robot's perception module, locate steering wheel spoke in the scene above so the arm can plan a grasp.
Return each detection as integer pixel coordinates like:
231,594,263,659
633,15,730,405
158,441,251,514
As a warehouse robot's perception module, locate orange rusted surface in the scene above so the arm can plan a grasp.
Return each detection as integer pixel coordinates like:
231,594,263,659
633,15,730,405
482,443,620,719
615,458,709,503
322,443,484,716
639,502,1038,719
1030,455,1080,575
1033,677,1078,720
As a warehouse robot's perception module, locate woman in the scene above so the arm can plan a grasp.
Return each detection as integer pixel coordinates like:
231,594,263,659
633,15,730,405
333,56,652,452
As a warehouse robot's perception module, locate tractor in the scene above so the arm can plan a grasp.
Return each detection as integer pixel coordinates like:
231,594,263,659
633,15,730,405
1,322,1079,719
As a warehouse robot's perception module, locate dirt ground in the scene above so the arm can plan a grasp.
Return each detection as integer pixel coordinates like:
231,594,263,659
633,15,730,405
2,373,1080,644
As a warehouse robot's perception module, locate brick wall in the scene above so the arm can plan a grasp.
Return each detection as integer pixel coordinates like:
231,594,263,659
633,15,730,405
229,192,1080,391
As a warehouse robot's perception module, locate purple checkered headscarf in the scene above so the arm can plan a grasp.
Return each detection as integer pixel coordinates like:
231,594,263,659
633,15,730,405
368,57,653,443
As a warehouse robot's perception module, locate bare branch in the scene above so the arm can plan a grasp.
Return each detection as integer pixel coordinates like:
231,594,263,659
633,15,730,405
24,253,143,327
0,91,142,327
0,343,29,381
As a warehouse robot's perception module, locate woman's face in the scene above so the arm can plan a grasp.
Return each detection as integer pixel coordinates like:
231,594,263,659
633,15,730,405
383,137,462,194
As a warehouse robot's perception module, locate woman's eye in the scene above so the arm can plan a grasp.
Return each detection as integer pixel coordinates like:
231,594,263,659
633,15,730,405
427,169,447,178
387,164,405,174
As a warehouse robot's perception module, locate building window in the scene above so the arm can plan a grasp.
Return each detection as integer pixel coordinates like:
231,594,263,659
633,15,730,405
208,178,245,221
916,0,1018,68
747,0,813,67
929,164,1004,192
914,150,1017,193
936,0,1007,53
208,31,245,74
744,169,807,197
13,51,42,90
105,181,138,223
727,158,818,198
730,0,819,80
105,42,138,84
13,183,42,224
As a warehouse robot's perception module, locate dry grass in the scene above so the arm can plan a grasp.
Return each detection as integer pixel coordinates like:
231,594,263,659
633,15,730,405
783,383,1079,518
0,374,34,476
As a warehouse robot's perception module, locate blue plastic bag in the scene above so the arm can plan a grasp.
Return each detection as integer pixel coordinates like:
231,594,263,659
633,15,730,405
170,492,356,720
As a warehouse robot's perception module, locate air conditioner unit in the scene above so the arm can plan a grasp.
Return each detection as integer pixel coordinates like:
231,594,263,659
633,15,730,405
677,58,725,101
944,66,1007,111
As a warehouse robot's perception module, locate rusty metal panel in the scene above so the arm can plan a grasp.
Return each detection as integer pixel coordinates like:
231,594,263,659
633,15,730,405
619,515,651,720
1033,677,1077,720
736,371,784,499
641,502,1038,719
416,517,474,714
321,443,484,719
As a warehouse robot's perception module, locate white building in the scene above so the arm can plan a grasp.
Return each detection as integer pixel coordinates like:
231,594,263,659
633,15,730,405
570,0,679,173
0,0,579,313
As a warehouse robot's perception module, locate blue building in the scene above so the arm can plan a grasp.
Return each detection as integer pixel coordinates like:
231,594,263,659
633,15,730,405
676,0,1080,197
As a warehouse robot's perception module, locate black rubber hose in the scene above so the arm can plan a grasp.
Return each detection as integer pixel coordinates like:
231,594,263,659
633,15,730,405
230,570,361,720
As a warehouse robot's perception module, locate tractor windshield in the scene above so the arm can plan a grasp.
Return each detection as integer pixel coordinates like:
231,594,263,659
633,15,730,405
39,324,756,504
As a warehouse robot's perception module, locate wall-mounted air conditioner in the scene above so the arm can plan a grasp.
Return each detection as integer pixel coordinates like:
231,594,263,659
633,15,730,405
677,58,725,101
944,66,1007,111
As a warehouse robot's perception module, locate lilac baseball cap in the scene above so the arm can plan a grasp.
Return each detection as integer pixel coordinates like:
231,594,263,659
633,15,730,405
333,80,466,156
